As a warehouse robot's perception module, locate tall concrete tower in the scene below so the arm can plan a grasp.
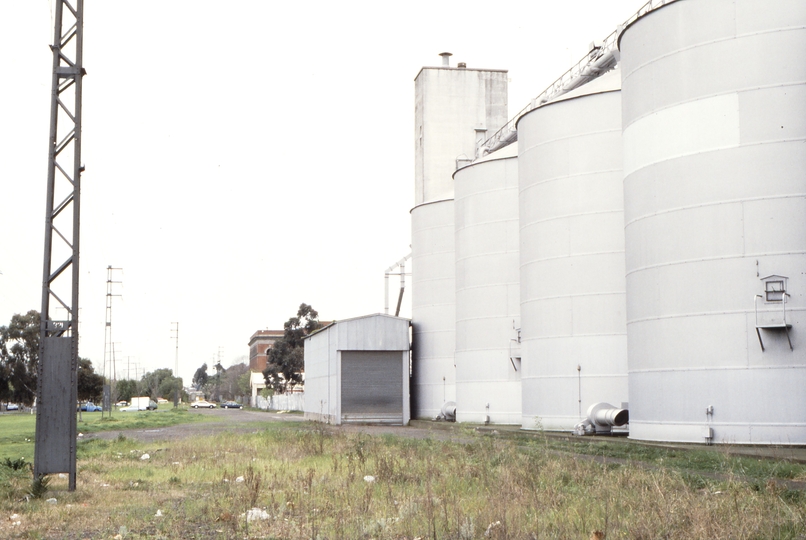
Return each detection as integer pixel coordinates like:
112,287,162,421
411,53,508,419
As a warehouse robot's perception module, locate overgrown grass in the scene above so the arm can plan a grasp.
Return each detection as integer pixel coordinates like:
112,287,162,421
77,407,208,434
1,422,805,539
530,434,806,481
0,414,36,463
0,407,207,462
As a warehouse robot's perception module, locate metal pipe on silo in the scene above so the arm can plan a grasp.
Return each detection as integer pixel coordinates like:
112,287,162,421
396,260,406,317
384,253,411,316
574,402,629,435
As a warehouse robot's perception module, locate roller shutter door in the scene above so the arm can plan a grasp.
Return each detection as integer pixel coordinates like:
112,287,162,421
341,351,403,424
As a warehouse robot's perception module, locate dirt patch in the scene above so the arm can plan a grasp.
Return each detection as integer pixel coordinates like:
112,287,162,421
82,408,465,444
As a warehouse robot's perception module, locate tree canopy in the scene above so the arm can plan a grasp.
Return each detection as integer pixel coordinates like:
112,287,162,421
114,369,183,403
262,303,321,394
192,363,209,390
0,310,104,406
77,357,104,403
0,310,40,405
138,368,182,400
191,360,250,401
116,379,137,403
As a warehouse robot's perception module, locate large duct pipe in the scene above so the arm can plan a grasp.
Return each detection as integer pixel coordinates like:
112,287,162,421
591,403,628,428
574,402,628,435
560,50,619,95
483,128,518,157
395,261,406,316
436,401,456,422
480,49,619,158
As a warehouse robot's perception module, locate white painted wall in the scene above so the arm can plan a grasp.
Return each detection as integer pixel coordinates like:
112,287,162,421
414,66,509,205
255,393,304,412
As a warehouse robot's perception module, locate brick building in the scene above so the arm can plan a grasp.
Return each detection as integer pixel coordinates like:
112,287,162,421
248,323,332,405
249,329,283,404
248,329,284,372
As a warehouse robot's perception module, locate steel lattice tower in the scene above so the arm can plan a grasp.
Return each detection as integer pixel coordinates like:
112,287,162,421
34,0,85,491
102,266,122,417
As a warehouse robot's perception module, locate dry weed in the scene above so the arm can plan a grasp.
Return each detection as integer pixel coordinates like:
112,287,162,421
1,425,805,539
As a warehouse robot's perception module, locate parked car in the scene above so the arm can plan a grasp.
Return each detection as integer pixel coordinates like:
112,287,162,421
157,398,169,404
6,403,19,411
119,405,140,412
191,400,216,409
80,402,102,412
115,401,128,407
220,401,242,409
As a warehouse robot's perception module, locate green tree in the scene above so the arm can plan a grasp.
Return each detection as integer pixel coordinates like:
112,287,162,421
211,362,225,401
219,361,249,401
77,358,104,403
237,370,251,397
138,368,180,399
159,375,183,401
192,363,209,390
116,379,137,403
262,303,321,394
0,310,40,405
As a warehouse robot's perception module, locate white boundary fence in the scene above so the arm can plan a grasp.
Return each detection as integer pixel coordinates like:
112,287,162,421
255,393,304,412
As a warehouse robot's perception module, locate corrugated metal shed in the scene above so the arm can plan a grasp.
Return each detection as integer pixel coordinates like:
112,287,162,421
303,314,411,425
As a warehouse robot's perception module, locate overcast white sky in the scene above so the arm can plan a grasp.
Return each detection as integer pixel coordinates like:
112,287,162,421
0,0,647,384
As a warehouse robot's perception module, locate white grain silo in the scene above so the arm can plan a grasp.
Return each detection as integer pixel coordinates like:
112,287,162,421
411,198,457,417
453,143,521,424
411,56,508,419
620,0,806,444
518,69,628,431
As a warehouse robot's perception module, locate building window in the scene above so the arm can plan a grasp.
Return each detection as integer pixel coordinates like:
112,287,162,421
766,280,785,302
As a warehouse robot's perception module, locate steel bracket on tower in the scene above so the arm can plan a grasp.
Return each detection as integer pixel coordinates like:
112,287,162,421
34,0,85,492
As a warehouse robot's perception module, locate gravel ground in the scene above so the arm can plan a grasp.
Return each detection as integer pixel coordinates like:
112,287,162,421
80,408,806,490
82,408,806,461
83,408,465,444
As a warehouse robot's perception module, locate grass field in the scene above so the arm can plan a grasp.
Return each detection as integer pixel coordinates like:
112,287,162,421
2,416,806,539
0,405,206,463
